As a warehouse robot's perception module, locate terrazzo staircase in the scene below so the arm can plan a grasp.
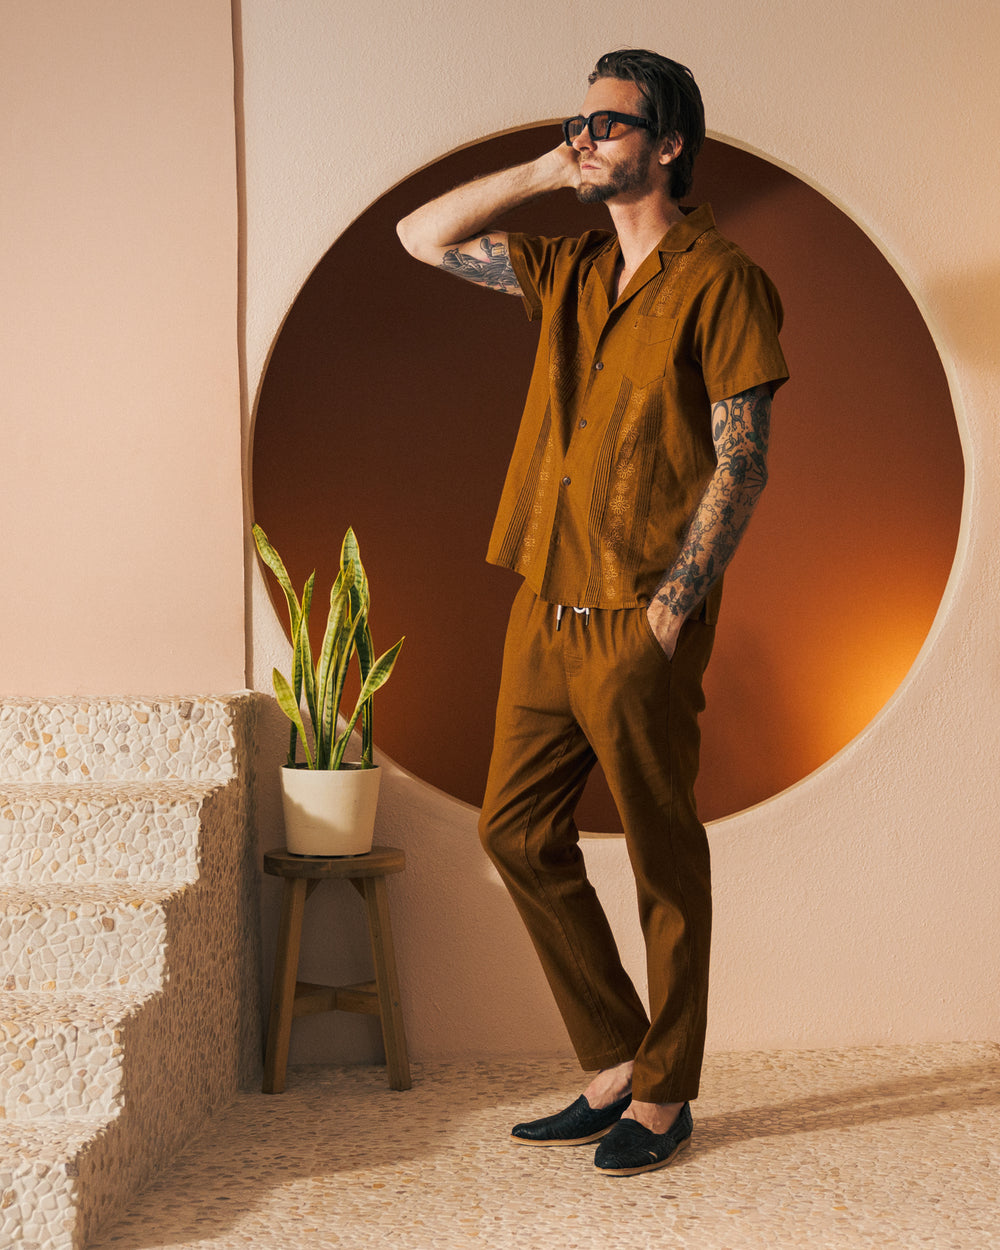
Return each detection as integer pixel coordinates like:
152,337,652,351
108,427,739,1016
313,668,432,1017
0,696,263,1249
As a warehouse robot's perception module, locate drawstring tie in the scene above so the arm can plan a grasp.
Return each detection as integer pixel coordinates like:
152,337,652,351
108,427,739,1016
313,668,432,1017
555,605,591,630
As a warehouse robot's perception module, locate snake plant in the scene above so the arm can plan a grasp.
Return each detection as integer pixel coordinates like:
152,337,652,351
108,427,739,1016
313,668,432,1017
253,523,404,769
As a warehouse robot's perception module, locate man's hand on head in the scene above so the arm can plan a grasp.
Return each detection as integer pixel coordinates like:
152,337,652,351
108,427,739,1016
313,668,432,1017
545,142,582,193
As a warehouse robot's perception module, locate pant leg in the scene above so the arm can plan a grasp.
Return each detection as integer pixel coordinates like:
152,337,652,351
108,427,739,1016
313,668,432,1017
478,585,650,1070
569,604,716,1104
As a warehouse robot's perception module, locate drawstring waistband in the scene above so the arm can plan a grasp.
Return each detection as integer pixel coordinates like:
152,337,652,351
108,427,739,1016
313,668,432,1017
555,605,591,630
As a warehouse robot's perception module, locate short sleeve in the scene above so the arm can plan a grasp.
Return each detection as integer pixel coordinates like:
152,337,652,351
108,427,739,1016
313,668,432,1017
694,263,789,402
507,233,612,324
507,233,552,322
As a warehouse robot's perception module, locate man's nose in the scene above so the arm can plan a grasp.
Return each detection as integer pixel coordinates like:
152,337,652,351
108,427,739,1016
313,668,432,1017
572,122,596,152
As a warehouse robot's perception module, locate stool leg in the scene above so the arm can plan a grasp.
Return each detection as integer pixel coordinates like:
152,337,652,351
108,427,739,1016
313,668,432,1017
263,876,308,1094
360,876,412,1091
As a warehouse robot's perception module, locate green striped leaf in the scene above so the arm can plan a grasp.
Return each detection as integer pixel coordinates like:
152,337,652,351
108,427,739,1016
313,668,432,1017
253,524,302,635
331,637,404,768
295,581,318,756
272,667,313,768
316,572,353,769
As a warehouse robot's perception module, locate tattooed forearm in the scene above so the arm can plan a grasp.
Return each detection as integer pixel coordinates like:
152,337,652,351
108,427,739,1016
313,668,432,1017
439,236,521,294
653,384,772,620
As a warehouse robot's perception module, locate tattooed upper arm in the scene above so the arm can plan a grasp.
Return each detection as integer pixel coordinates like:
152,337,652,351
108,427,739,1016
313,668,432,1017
438,234,523,295
711,383,772,493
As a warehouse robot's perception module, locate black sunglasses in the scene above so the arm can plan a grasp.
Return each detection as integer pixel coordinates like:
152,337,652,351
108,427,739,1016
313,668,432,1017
562,110,652,145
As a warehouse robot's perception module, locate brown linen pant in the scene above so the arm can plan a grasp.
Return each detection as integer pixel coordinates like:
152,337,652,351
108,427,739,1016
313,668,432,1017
478,583,716,1104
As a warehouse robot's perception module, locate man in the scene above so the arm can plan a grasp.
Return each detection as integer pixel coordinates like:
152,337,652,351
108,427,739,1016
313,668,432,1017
397,49,788,1175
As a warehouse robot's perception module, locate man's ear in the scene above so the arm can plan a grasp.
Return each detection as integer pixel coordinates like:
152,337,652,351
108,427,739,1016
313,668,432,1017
658,134,683,166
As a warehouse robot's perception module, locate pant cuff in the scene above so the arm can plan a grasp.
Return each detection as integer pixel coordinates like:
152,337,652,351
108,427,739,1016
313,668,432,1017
631,1077,701,1103
577,1042,641,1073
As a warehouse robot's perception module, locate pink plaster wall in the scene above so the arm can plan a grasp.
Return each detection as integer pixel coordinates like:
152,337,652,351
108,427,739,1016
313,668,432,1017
1,0,245,695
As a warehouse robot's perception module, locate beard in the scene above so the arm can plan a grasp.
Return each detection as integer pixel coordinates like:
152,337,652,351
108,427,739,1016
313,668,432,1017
574,146,651,204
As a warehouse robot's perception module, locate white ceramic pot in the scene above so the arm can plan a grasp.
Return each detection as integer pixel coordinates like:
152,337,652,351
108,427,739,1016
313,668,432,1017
279,763,381,857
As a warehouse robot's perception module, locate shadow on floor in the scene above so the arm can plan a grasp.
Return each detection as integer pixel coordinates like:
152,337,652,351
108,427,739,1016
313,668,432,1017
694,1051,1000,1151
89,1046,1000,1249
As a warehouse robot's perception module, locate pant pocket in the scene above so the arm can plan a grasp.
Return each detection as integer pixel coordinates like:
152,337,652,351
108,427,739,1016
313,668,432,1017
637,606,673,665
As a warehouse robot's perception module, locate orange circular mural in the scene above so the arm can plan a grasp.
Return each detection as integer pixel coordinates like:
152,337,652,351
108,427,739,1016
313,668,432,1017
252,130,963,826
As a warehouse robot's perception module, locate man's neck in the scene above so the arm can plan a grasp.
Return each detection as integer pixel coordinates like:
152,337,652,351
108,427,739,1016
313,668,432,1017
606,192,685,298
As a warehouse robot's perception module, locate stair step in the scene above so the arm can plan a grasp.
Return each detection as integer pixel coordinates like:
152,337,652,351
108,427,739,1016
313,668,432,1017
0,1118,113,1250
0,696,251,783
0,991,150,1121
0,781,221,885
0,693,261,1245
0,884,185,994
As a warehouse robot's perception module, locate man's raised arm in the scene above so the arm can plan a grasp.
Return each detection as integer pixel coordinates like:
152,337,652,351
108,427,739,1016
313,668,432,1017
396,145,578,294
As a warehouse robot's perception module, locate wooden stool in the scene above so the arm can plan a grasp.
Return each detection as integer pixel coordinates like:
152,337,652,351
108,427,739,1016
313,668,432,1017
262,845,411,1093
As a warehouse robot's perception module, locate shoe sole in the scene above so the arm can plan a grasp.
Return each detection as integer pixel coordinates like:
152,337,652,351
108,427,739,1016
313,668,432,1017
594,1135,690,1175
510,1124,618,1147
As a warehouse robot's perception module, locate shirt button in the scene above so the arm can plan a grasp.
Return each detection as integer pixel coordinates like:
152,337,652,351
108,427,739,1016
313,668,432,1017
594,361,604,371
578,419,587,429
562,475,572,486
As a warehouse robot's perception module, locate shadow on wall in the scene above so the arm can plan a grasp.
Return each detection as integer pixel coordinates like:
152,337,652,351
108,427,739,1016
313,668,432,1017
251,128,963,828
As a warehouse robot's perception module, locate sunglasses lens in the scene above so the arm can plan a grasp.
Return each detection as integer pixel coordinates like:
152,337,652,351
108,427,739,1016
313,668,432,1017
564,117,585,142
589,112,612,140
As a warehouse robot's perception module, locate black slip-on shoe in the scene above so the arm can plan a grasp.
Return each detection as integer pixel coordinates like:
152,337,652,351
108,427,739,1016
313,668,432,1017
593,1102,693,1175
510,1093,632,1146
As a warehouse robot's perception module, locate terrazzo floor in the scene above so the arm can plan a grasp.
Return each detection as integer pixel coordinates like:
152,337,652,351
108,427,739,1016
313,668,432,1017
90,1042,999,1249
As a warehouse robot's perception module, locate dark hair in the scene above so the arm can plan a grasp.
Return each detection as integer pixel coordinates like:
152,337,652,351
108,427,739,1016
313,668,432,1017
588,49,705,199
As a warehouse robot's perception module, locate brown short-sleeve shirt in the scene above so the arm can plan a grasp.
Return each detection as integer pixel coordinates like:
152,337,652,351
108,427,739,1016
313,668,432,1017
487,204,789,613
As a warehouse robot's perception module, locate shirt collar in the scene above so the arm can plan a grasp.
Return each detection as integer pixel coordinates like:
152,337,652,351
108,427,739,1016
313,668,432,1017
658,203,716,254
590,204,717,309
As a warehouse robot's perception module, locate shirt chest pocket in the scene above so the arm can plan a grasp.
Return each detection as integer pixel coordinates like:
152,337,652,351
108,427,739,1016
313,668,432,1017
626,314,678,387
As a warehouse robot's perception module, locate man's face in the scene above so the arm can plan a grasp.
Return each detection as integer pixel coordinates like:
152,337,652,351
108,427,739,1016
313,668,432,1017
571,77,659,205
